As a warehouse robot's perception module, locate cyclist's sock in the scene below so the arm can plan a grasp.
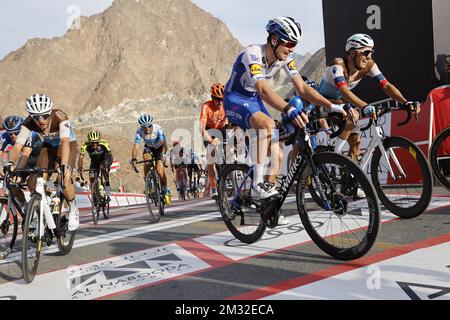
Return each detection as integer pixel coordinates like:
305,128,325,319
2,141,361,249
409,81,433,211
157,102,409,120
67,198,77,210
253,163,264,189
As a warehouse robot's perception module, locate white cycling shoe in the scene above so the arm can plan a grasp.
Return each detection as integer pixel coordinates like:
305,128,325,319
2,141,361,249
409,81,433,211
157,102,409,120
68,207,80,231
251,182,278,200
277,215,290,225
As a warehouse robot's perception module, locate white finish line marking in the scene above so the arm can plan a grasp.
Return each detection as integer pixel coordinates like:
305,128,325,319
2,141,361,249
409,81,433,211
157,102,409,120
263,240,450,300
0,244,210,300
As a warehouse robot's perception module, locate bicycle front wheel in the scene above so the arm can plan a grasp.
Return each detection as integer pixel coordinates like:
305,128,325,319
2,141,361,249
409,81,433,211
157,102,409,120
371,136,433,218
22,194,43,283
218,164,266,244
297,152,380,260
430,126,450,191
90,182,99,225
145,173,160,223
0,204,18,257
56,194,76,255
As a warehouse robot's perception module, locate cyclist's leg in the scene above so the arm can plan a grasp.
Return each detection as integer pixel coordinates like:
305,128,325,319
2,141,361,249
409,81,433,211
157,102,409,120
59,141,79,230
338,108,361,160
100,154,112,197
142,148,152,178
348,133,362,161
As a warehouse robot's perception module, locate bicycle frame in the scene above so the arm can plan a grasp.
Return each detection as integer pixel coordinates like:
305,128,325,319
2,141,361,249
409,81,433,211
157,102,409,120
333,122,407,180
231,130,333,214
35,176,57,237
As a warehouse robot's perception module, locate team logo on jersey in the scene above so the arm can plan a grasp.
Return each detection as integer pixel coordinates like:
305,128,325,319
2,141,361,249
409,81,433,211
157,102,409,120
250,54,259,62
249,64,263,75
287,60,297,71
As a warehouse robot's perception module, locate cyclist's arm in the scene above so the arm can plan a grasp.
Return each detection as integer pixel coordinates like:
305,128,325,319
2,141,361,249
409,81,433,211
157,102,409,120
338,86,368,108
292,75,336,111
199,105,213,142
131,143,139,160
59,137,70,167
255,80,289,112
78,153,85,170
381,82,407,104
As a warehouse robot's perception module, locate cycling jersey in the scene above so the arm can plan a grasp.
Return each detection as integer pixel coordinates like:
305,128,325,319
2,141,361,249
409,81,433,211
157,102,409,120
224,44,300,129
17,109,71,147
80,139,111,159
200,100,228,130
225,44,300,97
170,147,190,168
134,124,165,149
319,59,388,100
0,130,41,156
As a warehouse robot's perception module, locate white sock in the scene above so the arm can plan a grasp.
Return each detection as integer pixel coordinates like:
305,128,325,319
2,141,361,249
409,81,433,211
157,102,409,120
253,163,264,189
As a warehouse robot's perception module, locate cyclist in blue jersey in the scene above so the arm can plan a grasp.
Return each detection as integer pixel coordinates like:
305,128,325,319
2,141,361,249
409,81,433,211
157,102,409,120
0,116,43,258
224,16,347,202
130,114,170,197
318,33,420,160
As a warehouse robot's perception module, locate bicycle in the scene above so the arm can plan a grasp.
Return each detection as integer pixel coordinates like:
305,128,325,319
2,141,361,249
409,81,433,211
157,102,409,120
0,172,29,259
429,126,450,191
323,100,433,218
79,169,110,225
218,112,381,261
13,167,76,283
130,159,166,223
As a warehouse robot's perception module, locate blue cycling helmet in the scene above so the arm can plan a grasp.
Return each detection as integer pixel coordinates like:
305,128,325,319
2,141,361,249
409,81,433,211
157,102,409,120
2,115,24,132
305,79,319,91
138,114,154,127
266,16,302,43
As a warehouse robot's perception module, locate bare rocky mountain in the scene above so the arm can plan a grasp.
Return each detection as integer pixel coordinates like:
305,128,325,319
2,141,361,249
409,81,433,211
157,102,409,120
0,0,243,118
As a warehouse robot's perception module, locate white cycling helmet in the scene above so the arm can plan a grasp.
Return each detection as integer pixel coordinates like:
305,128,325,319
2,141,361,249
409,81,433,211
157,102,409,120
138,114,154,127
266,16,302,43
346,33,374,52
25,94,54,115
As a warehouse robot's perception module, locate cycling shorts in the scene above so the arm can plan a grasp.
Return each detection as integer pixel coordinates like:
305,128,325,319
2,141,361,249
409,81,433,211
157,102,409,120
223,91,270,130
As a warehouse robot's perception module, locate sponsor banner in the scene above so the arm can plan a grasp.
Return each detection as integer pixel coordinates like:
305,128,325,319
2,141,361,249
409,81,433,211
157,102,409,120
109,195,119,208
0,244,210,300
264,240,450,300
76,194,91,209
127,196,137,206
116,196,129,206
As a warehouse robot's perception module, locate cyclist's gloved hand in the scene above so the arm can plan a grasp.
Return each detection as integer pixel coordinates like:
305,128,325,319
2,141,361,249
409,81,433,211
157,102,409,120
3,161,14,174
363,105,376,117
404,101,421,114
330,104,347,116
130,158,137,165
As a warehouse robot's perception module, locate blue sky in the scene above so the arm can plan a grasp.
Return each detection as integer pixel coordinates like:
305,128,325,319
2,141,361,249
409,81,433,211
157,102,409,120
0,0,325,59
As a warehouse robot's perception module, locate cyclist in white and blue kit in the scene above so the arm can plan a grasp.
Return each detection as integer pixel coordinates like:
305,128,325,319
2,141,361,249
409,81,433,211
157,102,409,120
130,114,171,197
223,16,347,204
318,33,420,160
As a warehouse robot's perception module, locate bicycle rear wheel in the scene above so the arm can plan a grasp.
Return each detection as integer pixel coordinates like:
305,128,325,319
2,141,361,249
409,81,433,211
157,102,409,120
56,194,76,255
218,164,266,244
297,152,380,260
430,126,450,191
22,194,42,283
102,197,110,219
371,136,433,218
154,172,165,217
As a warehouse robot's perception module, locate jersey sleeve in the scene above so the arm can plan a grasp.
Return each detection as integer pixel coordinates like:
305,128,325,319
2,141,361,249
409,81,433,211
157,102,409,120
59,120,71,139
367,63,388,87
100,140,111,152
242,46,265,84
330,65,348,89
283,53,300,78
79,142,88,155
15,126,31,146
134,130,142,145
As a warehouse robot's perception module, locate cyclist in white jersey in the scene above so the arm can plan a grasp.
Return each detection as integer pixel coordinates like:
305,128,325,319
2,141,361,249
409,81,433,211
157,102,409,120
318,33,420,159
130,114,170,196
224,16,347,201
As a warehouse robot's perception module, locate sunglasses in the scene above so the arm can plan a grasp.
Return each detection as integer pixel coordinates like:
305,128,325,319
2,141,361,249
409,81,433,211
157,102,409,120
279,39,297,49
8,130,20,136
357,49,374,57
141,125,152,130
31,113,51,121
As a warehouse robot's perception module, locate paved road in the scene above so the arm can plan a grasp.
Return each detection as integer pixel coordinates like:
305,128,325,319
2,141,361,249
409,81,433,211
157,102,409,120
0,188,449,301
